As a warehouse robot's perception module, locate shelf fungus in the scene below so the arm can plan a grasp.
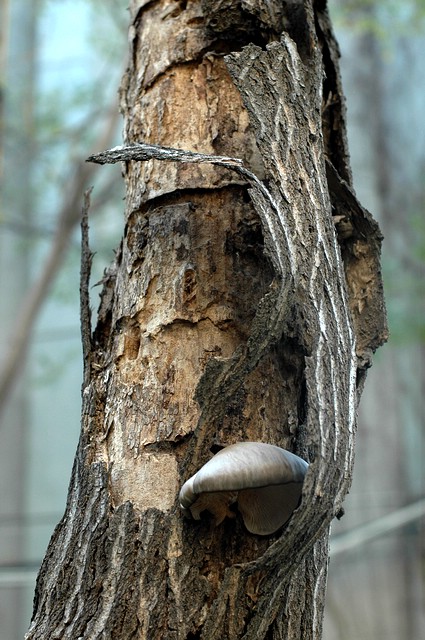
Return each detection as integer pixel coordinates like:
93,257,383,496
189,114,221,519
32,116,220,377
179,442,308,535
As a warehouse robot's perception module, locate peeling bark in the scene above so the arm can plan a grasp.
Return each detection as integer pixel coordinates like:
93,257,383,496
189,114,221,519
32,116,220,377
26,1,387,639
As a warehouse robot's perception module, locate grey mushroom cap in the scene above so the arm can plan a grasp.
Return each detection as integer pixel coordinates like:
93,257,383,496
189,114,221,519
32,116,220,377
179,442,308,535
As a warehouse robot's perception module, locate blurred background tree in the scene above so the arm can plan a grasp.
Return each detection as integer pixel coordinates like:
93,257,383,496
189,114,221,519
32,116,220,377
0,1,125,637
325,2,425,639
0,1,423,638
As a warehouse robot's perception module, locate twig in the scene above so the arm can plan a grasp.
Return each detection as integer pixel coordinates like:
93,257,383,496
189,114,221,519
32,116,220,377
80,188,94,387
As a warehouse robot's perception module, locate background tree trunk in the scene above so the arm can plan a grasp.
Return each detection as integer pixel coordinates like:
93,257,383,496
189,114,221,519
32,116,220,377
1,0,38,634
26,1,387,638
324,8,425,638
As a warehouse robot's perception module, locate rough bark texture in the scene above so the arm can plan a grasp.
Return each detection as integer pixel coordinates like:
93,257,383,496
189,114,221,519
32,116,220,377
26,1,387,639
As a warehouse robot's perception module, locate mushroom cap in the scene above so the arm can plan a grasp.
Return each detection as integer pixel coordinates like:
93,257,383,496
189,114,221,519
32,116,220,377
179,442,308,535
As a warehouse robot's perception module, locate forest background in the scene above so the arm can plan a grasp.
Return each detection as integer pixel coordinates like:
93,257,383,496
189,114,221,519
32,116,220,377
0,1,424,638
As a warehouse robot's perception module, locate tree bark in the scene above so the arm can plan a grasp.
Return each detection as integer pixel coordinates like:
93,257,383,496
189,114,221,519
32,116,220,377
26,1,387,638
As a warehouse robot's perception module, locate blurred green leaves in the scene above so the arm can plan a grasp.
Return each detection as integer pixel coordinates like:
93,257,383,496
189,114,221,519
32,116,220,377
330,0,425,38
384,206,425,344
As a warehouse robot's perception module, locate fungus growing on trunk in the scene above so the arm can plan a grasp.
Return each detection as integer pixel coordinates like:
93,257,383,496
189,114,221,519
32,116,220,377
179,442,308,535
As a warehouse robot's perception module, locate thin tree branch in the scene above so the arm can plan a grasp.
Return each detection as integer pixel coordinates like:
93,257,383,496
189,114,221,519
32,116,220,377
330,498,425,557
80,188,94,388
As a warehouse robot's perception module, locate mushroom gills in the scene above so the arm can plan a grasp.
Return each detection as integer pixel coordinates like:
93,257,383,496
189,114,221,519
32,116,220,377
188,490,238,525
238,482,303,535
178,442,308,535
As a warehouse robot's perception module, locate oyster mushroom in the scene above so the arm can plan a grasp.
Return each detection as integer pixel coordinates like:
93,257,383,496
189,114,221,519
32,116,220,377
179,442,308,535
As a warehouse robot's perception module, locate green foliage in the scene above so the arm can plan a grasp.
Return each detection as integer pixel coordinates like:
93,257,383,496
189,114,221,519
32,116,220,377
1,0,126,384
329,0,425,347
86,0,129,62
329,0,425,38
383,208,425,344
32,340,82,387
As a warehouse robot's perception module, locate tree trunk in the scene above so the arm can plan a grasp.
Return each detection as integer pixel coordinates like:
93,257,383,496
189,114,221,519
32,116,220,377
26,1,387,638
